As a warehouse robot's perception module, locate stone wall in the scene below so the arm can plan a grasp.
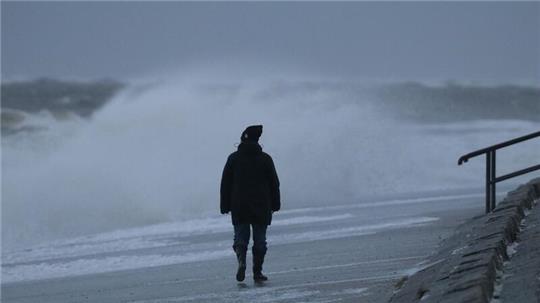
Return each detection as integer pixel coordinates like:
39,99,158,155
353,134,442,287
390,177,540,303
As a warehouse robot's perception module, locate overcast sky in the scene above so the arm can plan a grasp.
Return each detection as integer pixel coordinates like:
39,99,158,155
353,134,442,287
2,2,539,83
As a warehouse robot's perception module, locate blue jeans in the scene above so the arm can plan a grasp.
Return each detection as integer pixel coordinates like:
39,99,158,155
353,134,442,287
233,224,267,255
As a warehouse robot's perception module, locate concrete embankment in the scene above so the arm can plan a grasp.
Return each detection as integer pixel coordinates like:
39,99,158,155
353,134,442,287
390,178,540,303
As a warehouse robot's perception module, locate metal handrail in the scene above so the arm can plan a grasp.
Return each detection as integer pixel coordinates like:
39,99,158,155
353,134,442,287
458,130,540,213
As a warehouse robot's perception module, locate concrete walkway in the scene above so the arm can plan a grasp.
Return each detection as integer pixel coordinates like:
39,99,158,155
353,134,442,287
2,192,484,303
497,198,540,303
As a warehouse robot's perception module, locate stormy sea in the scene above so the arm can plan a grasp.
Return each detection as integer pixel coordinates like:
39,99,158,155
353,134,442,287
2,75,539,302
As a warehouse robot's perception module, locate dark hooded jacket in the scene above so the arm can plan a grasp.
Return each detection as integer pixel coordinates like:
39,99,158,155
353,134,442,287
220,142,280,226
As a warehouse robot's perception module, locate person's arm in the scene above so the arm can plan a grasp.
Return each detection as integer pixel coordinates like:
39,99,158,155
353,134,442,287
220,156,233,214
267,156,281,212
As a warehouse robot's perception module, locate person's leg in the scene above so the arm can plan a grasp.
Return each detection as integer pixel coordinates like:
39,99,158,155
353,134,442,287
251,224,268,281
233,224,250,281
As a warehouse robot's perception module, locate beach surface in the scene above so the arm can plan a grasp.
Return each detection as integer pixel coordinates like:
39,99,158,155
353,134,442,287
2,192,486,303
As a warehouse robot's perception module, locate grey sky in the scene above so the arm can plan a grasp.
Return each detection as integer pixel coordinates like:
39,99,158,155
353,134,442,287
1,1,539,83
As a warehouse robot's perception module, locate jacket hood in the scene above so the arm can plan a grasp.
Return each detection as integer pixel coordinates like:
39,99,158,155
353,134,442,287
237,142,262,155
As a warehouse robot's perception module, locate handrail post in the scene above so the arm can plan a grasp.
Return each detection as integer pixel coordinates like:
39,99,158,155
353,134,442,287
491,150,496,211
485,152,492,213
459,130,540,213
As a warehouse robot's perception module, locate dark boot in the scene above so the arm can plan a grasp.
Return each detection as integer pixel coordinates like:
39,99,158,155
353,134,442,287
252,250,268,282
234,246,247,282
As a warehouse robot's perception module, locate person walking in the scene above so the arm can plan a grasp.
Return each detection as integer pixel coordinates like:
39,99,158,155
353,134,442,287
220,125,281,282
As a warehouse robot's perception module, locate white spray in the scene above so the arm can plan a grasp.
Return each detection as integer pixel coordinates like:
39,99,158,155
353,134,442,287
2,70,539,250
